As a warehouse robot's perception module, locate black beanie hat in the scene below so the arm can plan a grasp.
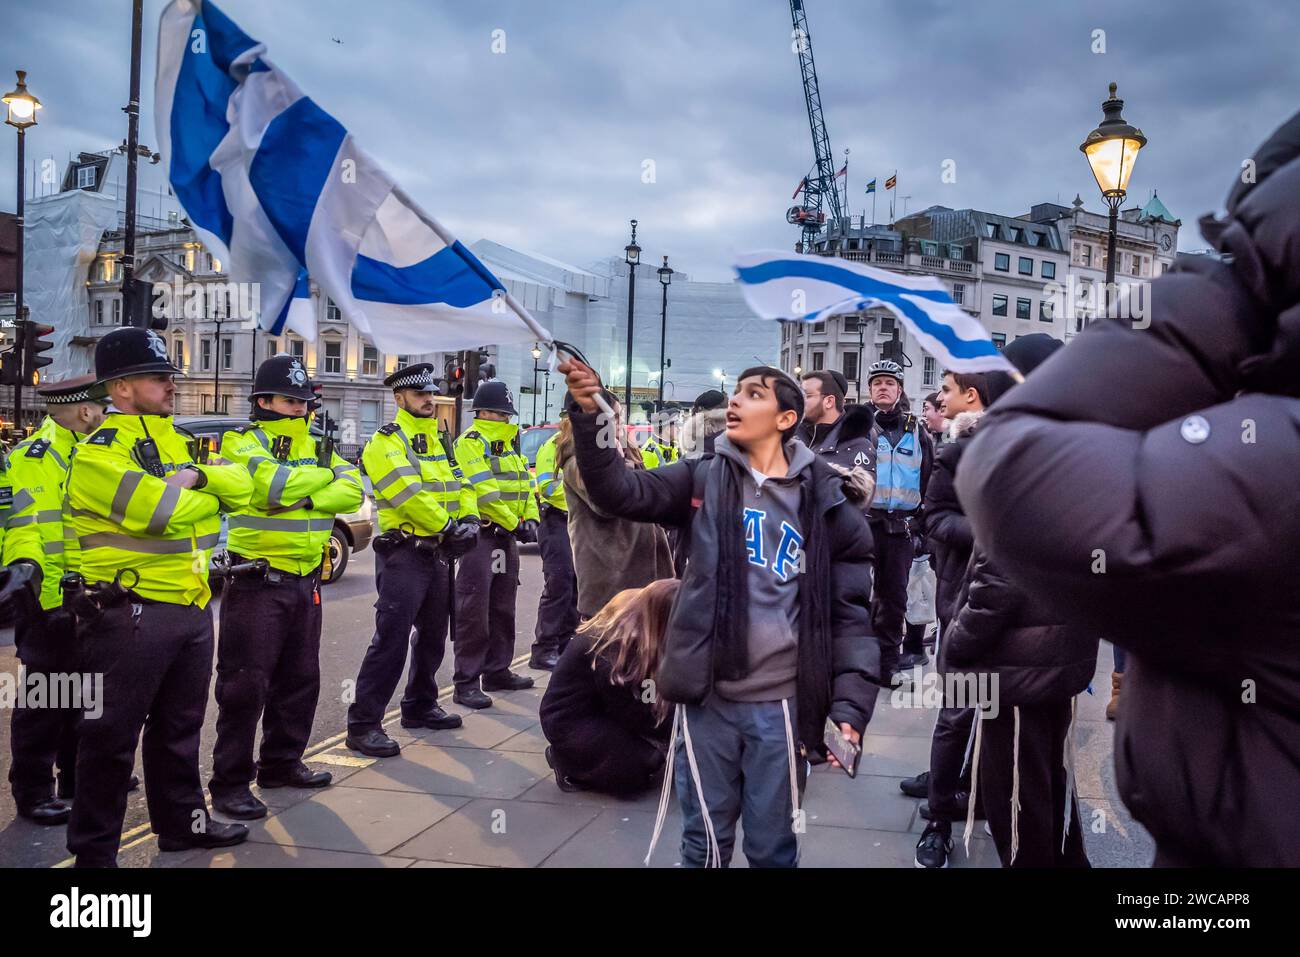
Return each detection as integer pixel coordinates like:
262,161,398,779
985,333,1064,405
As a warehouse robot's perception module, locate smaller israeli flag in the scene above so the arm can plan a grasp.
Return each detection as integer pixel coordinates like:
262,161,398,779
733,250,1016,374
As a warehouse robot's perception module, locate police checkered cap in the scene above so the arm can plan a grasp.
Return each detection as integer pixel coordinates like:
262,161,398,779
37,374,107,406
385,362,440,393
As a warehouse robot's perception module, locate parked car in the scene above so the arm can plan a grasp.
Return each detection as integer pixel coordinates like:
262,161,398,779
173,415,373,585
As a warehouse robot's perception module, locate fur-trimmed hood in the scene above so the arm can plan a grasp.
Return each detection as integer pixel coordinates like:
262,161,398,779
945,409,984,442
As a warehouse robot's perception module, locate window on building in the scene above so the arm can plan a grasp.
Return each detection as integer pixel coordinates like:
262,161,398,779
322,398,343,429
949,244,964,261
922,241,938,256
812,351,824,371
396,354,412,368
994,253,1010,272
221,337,232,370
843,315,859,332
952,282,965,304
1075,243,1092,267
360,400,380,438
1011,227,1025,243
324,339,342,374
879,316,896,336
326,298,341,323
1161,262,1169,275
812,322,825,333
796,352,803,371
1040,301,1054,322
77,165,96,189
1016,298,1032,320
922,356,936,387
201,338,212,371
209,286,226,318
992,333,1007,351
362,345,379,377
1018,256,1033,276
992,294,1008,317
1041,260,1056,280
984,223,998,239
173,338,185,369
843,351,858,383
265,340,279,361
94,300,105,325
289,337,306,360
1132,255,1142,277
111,298,121,325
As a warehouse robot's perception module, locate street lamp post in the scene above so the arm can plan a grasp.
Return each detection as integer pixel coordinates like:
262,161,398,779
530,344,542,425
656,255,673,412
623,219,641,412
714,368,727,393
1080,82,1146,322
542,370,552,423
4,70,41,429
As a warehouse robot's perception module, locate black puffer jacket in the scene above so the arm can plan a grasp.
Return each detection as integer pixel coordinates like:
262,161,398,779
943,546,1098,706
923,411,981,626
569,409,880,747
800,404,878,479
955,111,1300,866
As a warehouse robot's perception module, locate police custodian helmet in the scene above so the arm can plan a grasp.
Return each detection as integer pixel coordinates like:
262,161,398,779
384,362,440,393
251,353,316,401
472,380,517,416
94,327,183,384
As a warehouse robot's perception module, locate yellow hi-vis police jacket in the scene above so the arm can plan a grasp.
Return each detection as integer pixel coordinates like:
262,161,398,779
219,415,363,575
67,412,253,607
364,407,477,537
533,432,566,511
3,416,85,610
0,450,11,556
455,417,539,531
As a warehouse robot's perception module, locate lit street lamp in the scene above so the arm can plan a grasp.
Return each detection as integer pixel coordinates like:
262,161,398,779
714,368,727,392
622,219,641,411
4,69,41,428
656,255,673,412
1080,82,1146,321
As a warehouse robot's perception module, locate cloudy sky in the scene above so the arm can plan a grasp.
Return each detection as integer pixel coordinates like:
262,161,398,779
2,0,1296,280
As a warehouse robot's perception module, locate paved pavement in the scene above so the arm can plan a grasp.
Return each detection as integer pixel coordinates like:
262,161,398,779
0,544,1153,868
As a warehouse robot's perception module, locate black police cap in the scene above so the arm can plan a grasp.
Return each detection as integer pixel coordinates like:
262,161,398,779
94,327,183,384
251,353,315,401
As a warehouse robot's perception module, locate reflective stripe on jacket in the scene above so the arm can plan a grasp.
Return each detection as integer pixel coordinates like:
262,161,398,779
3,416,82,609
455,417,539,530
364,407,475,536
533,433,566,511
870,419,925,512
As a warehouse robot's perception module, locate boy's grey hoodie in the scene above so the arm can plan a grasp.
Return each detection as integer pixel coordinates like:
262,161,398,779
712,435,817,703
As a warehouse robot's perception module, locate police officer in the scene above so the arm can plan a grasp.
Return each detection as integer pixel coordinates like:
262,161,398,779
864,359,933,681
529,418,578,670
3,376,106,824
64,327,254,867
346,363,479,758
452,381,539,709
208,355,364,818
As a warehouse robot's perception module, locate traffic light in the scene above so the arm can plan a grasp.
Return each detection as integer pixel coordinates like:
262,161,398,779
0,348,21,386
21,320,55,386
124,277,170,331
881,330,904,364
444,355,465,396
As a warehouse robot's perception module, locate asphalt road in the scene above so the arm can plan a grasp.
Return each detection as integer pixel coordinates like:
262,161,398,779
0,543,547,868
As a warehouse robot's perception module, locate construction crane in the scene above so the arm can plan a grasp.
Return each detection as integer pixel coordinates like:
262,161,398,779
786,0,844,251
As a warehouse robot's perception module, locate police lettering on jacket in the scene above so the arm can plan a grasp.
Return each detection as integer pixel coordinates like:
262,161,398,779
364,407,476,537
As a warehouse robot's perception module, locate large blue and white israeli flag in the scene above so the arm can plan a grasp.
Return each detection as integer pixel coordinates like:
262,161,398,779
734,250,1015,374
155,0,547,354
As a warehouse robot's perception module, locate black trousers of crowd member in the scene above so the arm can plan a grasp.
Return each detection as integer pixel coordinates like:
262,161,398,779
211,560,323,798
977,699,1090,868
868,517,916,679
454,524,520,691
348,543,451,734
8,605,79,807
67,599,213,868
927,617,974,828
533,505,578,660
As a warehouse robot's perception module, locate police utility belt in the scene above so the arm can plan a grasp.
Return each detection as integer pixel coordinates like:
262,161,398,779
373,523,447,560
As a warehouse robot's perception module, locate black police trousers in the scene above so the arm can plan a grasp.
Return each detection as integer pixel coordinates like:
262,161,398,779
67,600,213,867
927,617,974,827
8,605,79,807
211,562,322,797
869,517,916,678
347,544,451,734
532,506,578,659
453,524,519,690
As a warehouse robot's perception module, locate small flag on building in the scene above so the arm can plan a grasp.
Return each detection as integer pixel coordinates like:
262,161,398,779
885,173,897,190
864,179,876,194
732,250,1015,374
835,163,848,178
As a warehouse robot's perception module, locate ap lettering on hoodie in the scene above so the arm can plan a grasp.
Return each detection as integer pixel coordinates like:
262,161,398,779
743,507,803,581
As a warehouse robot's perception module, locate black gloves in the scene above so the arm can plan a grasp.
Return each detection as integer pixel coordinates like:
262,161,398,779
440,518,481,560
513,519,539,545
0,561,42,616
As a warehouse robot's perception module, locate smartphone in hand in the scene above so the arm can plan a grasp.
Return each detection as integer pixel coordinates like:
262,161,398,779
824,720,861,778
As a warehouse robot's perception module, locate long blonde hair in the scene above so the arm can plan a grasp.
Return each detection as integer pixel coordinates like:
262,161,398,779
579,578,680,722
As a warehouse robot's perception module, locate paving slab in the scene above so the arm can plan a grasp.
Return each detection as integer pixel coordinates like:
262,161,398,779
541,807,682,868
413,713,538,749
339,745,551,800
392,798,600,867
802,766,925,832
173,843,416,868
246,787,468,856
